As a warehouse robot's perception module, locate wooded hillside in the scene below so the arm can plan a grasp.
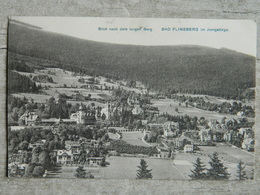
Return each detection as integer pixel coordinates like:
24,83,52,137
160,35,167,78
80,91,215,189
8,20,256,98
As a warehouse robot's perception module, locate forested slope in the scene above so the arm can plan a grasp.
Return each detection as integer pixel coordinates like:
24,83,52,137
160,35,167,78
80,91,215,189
8,20,256,98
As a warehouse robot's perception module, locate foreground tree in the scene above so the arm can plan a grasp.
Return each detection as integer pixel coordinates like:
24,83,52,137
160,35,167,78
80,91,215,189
189,157,207,180
207,152,230,180
136,159,153,179
237,160,247,180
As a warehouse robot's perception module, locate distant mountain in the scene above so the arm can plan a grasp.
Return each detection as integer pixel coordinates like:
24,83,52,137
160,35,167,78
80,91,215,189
8,20,255,98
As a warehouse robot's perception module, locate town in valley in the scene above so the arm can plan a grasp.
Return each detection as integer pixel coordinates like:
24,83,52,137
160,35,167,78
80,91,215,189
8,18,255,180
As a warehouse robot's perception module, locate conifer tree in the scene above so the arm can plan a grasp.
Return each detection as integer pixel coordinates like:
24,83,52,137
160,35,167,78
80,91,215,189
136,159,153,179
207,152,230,180
75,166,86,178
237,160,247,180
75,166,94,179
189,157,206,180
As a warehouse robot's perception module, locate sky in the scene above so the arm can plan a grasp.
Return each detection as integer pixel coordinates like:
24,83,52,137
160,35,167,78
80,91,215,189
11,17,257,56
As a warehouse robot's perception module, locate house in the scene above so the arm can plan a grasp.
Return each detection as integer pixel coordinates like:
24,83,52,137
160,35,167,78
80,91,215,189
184,144,194,153
8,162,27,177
141,120,148,125
224,130,236,142
157,148,169,158
199,129,212,142
238,128,253,139
242,138,254,151
132,105,143,115
174,135,193,149
163,121,179,137
87,157,103,165
19,112,40,126
81,139,100,149
207,119,218,130
65,141,81,154
56,150,74,164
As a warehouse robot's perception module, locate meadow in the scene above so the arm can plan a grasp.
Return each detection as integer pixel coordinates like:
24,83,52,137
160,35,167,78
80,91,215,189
152,99,255,122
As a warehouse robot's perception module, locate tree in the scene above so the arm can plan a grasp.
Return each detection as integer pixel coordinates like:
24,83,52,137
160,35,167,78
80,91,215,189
189,157,206,180
100,157,107,167
101,113,106,121
207,152,230,180
32,165,45,177
237,160,247,180
136,159,153,179
18,141,29,150
24,163,35,177
75,166,94,179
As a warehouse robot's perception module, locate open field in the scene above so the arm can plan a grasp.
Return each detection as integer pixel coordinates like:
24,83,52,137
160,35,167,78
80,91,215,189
45,87,111,99
199,143,254,165
174,150,254,180
12,93,52,103
121,132,148,147
100,156,184,180
108,132,120,140
11,92,106,108
173,142,254,180
18,68,81,87
152,99,255,122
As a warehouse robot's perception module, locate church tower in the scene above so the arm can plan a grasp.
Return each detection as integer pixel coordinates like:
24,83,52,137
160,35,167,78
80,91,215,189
78,104,85,124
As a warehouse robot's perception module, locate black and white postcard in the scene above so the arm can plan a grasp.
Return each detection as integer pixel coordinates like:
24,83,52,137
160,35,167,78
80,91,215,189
7,17,256,180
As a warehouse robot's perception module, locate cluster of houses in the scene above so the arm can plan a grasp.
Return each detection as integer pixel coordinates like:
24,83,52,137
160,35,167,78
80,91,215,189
143,118,254,154
54,139,103,166
8,137,105,176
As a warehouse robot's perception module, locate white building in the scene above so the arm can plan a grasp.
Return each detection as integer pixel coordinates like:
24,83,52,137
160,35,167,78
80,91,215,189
100,102,111,120
184,144,194,153
19,112,40,126
56,150,74,164
70,105,85,124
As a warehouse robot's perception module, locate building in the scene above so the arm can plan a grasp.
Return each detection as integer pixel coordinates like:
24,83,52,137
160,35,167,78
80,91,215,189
163,121,179,137
184,144,194,153
132,105,143,115
70,105,85,124
174,135,193,149
199,129,212,142
41,118,76,125
157,148,169,158
87,157,103,165
65,141,81,153
8,162,26,177
100,102,111,120
56,150,74,165
19,112,40,126
242,138,254,151
239,128,253,139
